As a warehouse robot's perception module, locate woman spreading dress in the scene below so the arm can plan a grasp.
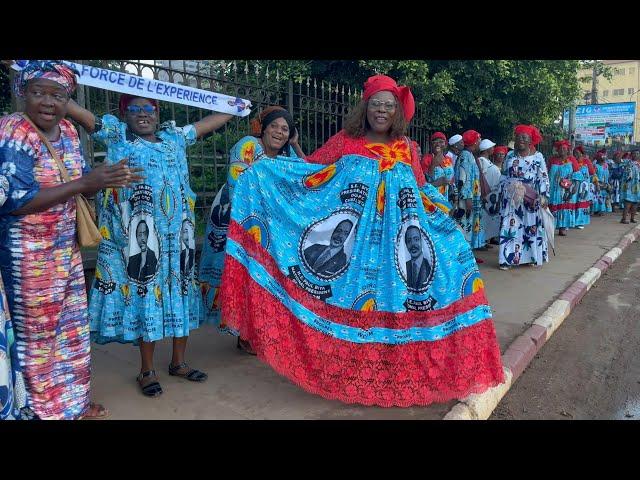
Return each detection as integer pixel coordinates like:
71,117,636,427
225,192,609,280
217,75,504,406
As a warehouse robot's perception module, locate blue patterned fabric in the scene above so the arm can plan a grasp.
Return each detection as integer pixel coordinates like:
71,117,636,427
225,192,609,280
225,152,488,328
88,115,201,344
620,159,640,203
498,151,549,267
573,164,592,226
548,160,576,229
454,150,485,249
199,136,300,328
592,163,612,213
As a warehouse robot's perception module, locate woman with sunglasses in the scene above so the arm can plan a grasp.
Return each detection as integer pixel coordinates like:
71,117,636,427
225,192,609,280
217,75,504,407
199,105,303,354
66,94,232,397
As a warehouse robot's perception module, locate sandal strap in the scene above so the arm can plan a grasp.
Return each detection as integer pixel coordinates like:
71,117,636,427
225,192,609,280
137,369,157,381
186,369,206,380
169,362,189,373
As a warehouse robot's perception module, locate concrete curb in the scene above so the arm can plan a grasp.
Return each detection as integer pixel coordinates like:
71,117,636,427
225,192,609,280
443,224,640,420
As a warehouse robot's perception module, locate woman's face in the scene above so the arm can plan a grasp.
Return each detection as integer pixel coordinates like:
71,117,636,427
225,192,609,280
366,91,397,135
514,133,531,151
124,98,158,136
262,117,290,153
24,79,69,132
494,152,506,165
431,138,446,154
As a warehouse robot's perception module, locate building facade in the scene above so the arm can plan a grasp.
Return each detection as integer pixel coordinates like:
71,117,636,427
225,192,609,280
578,60,640,145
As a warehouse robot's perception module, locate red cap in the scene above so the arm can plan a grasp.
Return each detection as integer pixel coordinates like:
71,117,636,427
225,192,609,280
430,131,446,141
462,130,481,147
493,146,509,155
514,124,542,145
554,139,571,150
363,74,415,122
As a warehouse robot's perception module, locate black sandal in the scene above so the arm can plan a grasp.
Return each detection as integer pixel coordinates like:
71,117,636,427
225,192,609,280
168,362,208,382
137,370,163,397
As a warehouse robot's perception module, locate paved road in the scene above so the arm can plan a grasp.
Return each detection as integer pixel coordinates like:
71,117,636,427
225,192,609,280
83,215,637,419
490,241,640,420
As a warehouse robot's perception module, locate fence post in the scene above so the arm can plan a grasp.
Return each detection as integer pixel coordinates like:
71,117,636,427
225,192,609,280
287,79,294,115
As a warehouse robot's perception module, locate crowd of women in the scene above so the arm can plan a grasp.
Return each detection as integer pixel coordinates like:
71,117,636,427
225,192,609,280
0,60,637,419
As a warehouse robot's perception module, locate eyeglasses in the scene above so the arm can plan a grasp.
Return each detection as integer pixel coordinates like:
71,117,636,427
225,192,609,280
126,104,157,114
368,99,397,111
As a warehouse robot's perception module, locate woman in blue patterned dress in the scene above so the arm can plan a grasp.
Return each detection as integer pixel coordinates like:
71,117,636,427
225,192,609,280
498,125,549,270
67,95,232,397
421,132,455,199
454,130,486,255
572,148,594,228
620,150,640,224
199,106,303,353
548,140,579,236
592,151,612,215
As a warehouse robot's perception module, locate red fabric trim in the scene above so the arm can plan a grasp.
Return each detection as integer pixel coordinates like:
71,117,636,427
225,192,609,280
575,201,591,209
549,203,577,212
227,220,489,330
305,130,426,187
221,255,505,407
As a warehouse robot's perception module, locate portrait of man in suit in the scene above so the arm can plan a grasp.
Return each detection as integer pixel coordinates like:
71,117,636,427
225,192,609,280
303,219,354,278
180,220,195,277
210,184,231,230
404,225,431,290
127,219,158,283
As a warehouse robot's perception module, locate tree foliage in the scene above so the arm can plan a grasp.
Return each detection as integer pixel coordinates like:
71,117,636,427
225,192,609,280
255,60,583,144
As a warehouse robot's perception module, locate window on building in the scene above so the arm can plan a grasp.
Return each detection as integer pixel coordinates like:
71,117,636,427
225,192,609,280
613,89,625,96
629,88,635,95
603,90,609,97
630,67,636,75
614,68,626,75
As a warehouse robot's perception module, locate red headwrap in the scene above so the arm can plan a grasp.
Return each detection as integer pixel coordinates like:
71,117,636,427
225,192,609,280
554,139,571,151
363,74,415,122
119,94,160,117
574,145,586,155
493,146,509,155
513,124,542,145
623,152,632,159
430,131,446,141
462,130,481,147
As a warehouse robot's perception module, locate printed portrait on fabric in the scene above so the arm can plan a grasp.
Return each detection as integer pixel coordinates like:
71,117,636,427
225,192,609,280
180,219,195,277
300,211,358,281
126,214,160,284
209,183,231,231
396,220,436,294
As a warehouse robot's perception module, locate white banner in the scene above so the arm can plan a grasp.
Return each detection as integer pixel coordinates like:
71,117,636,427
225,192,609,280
11,60,252,117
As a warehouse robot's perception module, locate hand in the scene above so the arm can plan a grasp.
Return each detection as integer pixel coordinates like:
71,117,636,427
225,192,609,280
79,158,145,194
290,128,299,147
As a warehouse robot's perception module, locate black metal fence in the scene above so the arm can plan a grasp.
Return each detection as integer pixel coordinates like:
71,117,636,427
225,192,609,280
74,60,434,233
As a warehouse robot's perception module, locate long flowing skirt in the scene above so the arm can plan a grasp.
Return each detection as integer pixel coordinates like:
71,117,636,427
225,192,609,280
219,155,504,406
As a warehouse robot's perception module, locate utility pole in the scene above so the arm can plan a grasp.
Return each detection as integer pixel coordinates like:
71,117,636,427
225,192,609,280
591,60,599,105
569,103,577,148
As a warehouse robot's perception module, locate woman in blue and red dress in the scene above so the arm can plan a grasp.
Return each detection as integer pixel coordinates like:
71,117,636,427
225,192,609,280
217,75,504,407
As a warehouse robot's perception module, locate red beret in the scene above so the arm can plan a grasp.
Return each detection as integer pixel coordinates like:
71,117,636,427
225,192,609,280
462,130,481,146
363,74,415,122
430,131,446,141
493,146,509,155
554,139,571,150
